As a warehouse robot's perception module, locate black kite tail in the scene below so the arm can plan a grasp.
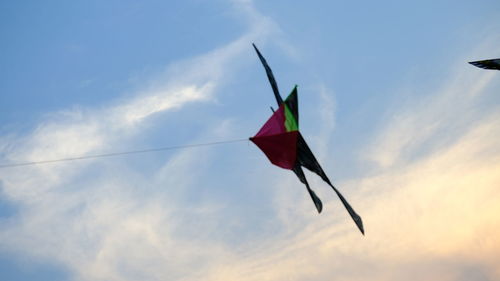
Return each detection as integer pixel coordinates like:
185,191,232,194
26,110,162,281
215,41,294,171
293,165,323,213
329,184,364,235
252,43,284,105
296,133,364,234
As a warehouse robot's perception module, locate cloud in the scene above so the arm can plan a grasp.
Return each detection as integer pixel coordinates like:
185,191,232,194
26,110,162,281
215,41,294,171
185,47,500,281
0,1,281,280
1,2,499,281
365,67,497,169
192,49,500,281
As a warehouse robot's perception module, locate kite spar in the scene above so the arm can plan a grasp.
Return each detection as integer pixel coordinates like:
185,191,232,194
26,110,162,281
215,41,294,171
250,44,364,235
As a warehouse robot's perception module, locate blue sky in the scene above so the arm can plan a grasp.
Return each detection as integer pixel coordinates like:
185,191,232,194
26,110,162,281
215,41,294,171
1,1,500,280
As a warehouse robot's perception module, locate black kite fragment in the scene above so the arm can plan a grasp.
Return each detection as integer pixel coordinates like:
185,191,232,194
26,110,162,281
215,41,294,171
469,58,500,70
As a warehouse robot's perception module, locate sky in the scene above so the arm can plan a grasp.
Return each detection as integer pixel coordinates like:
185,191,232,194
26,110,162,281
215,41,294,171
0,0,499,280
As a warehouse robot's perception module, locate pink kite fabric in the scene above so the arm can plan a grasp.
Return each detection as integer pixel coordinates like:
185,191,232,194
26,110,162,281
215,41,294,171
250,131,298,169
254,105,287,137
250,104,298,169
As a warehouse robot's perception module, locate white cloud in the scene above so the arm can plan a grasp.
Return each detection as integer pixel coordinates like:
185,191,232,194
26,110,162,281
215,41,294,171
191,51,500,281
0,1,280,280
1,2,499,281
365,58,497,169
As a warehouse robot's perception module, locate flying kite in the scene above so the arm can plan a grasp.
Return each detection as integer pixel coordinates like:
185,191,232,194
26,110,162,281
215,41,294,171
469,58,500,70
249,44,364,235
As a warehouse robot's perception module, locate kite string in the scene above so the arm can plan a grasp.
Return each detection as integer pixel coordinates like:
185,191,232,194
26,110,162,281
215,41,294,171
0,138,249,169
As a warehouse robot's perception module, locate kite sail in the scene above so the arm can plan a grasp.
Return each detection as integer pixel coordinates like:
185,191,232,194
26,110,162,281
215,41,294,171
469,58,500,70
250,44,364,235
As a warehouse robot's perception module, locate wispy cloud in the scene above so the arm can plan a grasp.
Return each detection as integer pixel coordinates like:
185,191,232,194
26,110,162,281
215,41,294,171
1,2,499,281
365,67,497,169
193,43,500,281
0,1,280,280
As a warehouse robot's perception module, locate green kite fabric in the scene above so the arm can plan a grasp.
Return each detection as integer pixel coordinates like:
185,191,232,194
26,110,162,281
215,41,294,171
250,43,364,235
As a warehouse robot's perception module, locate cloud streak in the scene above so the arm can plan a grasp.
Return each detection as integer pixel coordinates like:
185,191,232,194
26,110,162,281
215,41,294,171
1,2,499,281
194,45,500,281
0,1,280,280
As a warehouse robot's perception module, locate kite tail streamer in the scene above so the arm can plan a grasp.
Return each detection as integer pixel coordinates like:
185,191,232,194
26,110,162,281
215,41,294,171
329,183,365,235
306,183,323,214
252,43,283,105
293,165,322,213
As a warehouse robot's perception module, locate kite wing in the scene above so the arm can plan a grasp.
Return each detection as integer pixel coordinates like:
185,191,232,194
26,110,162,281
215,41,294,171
250,45,364,234
469,58,500,70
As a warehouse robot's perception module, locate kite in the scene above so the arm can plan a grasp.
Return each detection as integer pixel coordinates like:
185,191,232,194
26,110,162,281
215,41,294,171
249,44,364,235
469,58,500,70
